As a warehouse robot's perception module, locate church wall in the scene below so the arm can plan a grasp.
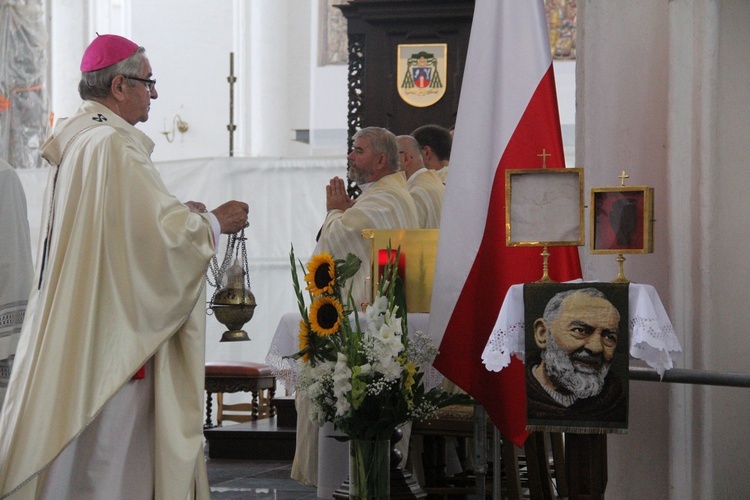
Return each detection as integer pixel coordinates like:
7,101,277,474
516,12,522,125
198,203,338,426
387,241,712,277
581,0,750,498
130,0,235,159
709,1,750,498
666,1,750,497
577,1,671,498
47,0,88,123
243,0,312,158
45,0,348,162
664,2,716,496
308,0,349,156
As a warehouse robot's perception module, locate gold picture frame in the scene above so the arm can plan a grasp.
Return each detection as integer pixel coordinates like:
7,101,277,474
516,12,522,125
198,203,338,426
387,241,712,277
505,168,585,247
590,187,654,254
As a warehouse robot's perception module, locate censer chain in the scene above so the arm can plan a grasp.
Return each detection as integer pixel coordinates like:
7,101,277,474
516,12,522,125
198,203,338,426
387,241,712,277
206,233,238,309
206,228,252,308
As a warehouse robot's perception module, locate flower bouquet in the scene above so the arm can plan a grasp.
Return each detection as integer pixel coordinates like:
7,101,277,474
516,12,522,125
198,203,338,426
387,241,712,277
287,245,472,498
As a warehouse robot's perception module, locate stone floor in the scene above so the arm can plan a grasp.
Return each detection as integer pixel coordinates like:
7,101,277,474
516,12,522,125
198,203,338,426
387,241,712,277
206,456,317,499
205,455,491,499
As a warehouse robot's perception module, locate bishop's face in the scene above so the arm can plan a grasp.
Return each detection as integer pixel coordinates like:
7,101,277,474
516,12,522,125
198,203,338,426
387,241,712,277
121,57,157,125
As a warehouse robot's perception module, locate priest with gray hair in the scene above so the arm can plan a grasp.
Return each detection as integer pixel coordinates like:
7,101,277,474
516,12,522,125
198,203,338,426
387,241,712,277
294,126,419,494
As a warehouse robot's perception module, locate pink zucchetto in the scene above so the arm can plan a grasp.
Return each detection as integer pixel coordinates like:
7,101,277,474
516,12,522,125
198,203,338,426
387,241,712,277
80,34,139,72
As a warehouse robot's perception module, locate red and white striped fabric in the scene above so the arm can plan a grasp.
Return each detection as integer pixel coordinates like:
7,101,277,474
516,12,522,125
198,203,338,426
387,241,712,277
428,0,582,447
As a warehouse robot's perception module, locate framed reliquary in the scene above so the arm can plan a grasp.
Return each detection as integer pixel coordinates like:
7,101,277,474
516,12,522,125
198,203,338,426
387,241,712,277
590,186,654,254
505,168,585,247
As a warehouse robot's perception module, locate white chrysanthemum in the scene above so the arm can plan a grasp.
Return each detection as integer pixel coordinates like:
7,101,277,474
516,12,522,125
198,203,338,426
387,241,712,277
334,352,348,368
333,372,352,392
375,322,397,341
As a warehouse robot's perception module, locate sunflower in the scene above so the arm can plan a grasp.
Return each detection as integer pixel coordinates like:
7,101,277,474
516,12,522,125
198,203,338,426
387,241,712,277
298,320,311,362
309,296,343,336
305,253,336,296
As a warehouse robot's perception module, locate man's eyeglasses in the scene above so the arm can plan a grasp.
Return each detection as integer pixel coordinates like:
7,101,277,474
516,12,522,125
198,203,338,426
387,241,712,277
123,75,156,92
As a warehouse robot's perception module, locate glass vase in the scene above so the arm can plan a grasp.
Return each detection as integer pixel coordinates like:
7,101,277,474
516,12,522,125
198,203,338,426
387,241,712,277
348,438,390,499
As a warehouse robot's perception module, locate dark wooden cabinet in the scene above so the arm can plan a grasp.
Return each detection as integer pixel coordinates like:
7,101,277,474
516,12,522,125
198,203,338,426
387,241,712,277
338,0,475,140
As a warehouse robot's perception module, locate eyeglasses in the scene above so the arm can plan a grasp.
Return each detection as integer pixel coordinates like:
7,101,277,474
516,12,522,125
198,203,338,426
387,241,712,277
123,75,157,92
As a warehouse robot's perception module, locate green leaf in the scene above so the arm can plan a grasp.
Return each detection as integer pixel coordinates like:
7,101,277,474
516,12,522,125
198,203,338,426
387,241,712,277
289,245,309,321
337,253,362,282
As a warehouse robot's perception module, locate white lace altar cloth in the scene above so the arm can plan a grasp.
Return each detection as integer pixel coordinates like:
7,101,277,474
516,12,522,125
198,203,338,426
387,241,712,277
265,312,445,393
481,282,682,376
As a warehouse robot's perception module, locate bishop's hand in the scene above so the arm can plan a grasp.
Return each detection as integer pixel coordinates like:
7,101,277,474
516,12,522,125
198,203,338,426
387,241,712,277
212,200,249,234
185,200,207,213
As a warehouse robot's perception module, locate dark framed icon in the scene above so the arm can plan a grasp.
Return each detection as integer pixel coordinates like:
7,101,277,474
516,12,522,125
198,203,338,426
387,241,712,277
590,187,654,254
524,281,629,434
505,168,585,247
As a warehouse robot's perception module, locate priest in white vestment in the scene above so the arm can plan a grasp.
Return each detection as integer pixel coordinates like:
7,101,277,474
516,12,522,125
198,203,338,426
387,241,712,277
292,127,419,491
318,127,420,308
0,34,249,499
397,135,445,229
0,160,33,410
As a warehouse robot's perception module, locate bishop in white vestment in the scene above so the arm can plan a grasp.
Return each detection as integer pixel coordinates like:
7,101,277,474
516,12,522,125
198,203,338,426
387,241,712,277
0,35,249,500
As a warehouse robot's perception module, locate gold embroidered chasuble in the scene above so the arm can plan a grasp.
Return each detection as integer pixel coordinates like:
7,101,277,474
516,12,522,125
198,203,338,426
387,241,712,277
0,101,213,499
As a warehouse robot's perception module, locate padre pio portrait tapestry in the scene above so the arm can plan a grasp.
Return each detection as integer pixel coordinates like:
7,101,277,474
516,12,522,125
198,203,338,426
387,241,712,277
524,282,629,434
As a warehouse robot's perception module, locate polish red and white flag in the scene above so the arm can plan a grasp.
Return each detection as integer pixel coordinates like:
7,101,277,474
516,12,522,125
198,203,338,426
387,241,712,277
428,0,582,446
